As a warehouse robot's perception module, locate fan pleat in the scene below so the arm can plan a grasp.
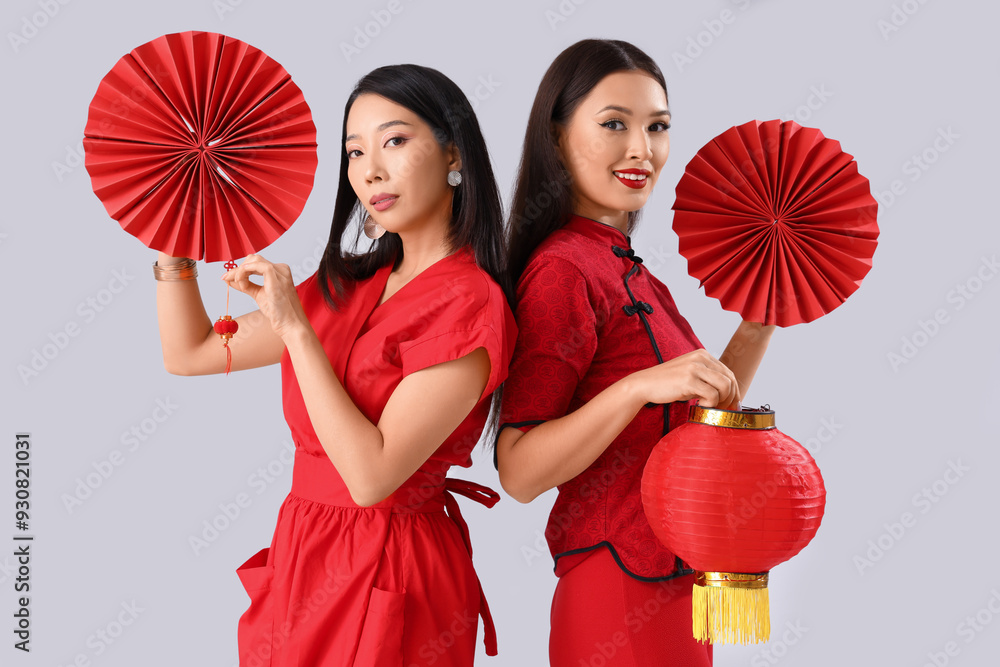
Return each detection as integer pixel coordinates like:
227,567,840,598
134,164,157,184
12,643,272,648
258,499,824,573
84,31,317,261
672,120,879,326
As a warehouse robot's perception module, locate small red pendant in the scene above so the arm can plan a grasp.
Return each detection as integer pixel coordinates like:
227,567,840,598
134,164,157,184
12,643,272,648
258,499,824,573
214,315,239,374
216,259,241,375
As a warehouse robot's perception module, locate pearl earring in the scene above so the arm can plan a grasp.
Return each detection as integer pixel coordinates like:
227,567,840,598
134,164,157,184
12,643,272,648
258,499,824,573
447,170,462,187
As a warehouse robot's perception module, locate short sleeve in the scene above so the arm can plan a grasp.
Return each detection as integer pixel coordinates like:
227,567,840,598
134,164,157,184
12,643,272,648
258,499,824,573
397,270,516,403
499,254,598,433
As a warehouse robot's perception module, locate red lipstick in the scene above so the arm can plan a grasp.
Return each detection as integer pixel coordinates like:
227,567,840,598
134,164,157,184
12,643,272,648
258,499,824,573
613,168,650,190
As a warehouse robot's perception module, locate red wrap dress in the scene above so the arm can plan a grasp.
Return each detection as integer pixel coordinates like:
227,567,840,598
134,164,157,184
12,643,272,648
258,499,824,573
237,247,516,667
499,215,712,665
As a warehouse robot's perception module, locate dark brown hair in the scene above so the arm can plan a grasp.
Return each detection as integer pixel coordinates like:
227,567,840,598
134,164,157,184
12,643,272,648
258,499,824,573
506,39,668,284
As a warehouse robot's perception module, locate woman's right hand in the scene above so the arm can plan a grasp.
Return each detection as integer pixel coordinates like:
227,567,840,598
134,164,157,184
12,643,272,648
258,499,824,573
629,349,739,409
498,348,739,503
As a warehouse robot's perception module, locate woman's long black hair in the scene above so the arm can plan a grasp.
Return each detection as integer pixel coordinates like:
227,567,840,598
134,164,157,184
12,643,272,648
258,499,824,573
316,64,510,439
506,39,668,285
317,64,511,309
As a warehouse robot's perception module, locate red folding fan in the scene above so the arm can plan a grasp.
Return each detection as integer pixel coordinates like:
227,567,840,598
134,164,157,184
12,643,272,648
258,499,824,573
672,119,878,327
83,31,318,372
83,30,318,263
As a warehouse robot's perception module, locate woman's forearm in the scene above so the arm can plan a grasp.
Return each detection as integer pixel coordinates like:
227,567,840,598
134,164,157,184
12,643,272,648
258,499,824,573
498,348,739,503
498,375,647,503
155,252,218,374
718,320,776,407
283,324,491,507
282,323,387,503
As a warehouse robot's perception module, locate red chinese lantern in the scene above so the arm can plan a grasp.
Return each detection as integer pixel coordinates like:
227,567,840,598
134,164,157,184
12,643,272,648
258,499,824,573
641,405,826,645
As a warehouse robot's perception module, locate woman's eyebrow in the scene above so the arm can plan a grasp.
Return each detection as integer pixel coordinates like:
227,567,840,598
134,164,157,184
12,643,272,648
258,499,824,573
345,120,413,143
595,104,633,116
594,105,671,118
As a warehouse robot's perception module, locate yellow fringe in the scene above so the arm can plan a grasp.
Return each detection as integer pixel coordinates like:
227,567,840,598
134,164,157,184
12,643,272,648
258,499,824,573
692,584,770,645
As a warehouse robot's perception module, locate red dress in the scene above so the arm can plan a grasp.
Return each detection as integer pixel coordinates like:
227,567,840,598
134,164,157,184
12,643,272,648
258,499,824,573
237,247,516,667
499,215,712,665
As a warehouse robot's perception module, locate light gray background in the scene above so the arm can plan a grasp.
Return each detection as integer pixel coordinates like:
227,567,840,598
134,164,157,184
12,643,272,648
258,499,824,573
3,0,998,665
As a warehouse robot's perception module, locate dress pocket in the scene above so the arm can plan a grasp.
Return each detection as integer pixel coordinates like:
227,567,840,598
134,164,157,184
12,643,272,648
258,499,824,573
237,548,275,667
354,587,405,666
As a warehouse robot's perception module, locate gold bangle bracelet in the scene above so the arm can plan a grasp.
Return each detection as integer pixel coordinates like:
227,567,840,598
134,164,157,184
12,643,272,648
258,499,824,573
152,258,198,281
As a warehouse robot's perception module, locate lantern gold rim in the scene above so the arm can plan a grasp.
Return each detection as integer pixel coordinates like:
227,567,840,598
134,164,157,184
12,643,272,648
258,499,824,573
688,405,775,430
695,571,770,590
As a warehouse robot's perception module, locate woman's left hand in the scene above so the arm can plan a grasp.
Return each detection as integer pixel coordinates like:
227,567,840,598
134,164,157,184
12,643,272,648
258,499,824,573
223,254,307,341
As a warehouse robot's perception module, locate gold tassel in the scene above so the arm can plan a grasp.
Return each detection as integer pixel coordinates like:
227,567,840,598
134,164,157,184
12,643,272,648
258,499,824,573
692,571,770,645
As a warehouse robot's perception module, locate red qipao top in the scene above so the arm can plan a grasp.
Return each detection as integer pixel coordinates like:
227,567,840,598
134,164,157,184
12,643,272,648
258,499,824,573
499,215,703,580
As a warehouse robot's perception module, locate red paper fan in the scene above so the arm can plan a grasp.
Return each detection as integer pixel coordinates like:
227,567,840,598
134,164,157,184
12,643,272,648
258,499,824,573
83,31,318,262
672,119,878,326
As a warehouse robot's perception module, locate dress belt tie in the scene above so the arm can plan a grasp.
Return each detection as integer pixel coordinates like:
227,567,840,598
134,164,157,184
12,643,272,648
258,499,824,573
443,477,500,656
290,453,501,655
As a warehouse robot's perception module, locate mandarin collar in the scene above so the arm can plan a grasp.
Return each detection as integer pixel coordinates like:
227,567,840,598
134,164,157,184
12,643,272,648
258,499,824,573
565,214,631,248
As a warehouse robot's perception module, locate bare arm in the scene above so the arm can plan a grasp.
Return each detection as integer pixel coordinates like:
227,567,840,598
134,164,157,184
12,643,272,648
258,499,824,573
155,252,285,375
225,254,491,507
498,321,777,503
497,349,738,503
718,320,776,408
287,325,490,505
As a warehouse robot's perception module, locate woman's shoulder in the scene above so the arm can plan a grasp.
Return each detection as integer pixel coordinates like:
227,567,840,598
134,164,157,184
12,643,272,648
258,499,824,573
435,247,504,307
399,248,514,358
520,232,593,288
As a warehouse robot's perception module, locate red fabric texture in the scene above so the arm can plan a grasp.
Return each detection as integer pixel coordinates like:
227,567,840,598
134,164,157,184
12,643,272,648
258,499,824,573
237,247,516,666
500,215,703,580
549,547,713,667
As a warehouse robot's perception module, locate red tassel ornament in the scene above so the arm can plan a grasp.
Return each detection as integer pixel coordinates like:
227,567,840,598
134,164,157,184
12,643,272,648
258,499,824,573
211,259,241,374
213,315,239,374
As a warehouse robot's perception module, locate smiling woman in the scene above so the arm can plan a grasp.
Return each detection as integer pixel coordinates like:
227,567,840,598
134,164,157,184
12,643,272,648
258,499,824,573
496,39,775,666
154,64,515,666
555,71,672,217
